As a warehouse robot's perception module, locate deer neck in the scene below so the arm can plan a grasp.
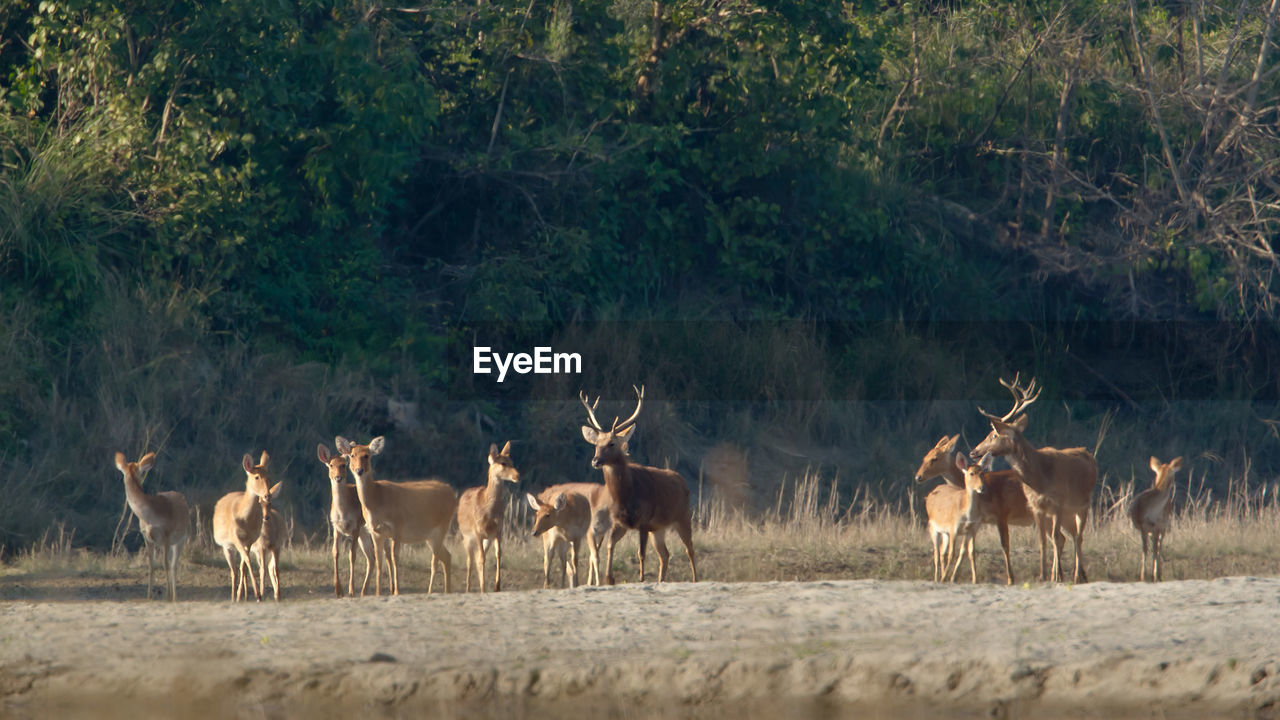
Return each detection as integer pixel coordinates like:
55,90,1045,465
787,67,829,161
352,468,379,512
941,463,965,489
599,460,634,501
234,490,263,527
480,469,510,512
1001,434,1051,493
122,473,151,514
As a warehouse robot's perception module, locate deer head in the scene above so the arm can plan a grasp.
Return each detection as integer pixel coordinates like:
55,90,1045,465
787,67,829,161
241,451,278,500
913,434,959,483
336,435,385,481
317,443,349,486
115,451,157,485
1150,456,1184,491
488,441,520,484
580,385,644,469
971,374,1040,460
527,491,569,536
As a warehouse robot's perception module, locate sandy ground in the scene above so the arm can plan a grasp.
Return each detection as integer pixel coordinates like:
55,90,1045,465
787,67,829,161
2,576,1280,719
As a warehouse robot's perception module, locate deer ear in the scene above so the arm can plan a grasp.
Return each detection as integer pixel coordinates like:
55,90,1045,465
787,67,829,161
242,454,254,473
114,452,128,472
554,493,566,511
138,452,157,473
943,434,960,452
581,426,599,444
335,436,352,454
1011,415,1030,432
488,443,498,465
1149,456,1161,473
368,436,386,455
526,493,541,511
616,425,636,443
501,440,512,457
954,453,969,470
317,444,331,464
258,451,271,468
269,482,284,498
1170,456,1184,470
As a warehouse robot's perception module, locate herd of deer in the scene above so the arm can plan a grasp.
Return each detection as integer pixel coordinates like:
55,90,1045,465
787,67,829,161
112,386,696,602
111,376,1182,602
913,375,1182,585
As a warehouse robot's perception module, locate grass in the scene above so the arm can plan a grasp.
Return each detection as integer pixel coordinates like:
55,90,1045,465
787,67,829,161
6,467,1280,602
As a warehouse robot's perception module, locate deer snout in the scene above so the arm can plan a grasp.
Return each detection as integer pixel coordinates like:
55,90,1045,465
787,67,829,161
590,456,603,469
968,449,984,462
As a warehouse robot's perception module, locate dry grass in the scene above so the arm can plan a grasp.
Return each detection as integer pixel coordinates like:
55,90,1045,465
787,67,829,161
8,467,1280,601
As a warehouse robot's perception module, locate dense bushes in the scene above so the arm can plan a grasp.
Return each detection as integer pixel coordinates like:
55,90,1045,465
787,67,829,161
0,0,1277,551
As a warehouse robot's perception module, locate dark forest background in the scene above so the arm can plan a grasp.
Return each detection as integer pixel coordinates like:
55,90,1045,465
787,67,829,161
1,0,1278,553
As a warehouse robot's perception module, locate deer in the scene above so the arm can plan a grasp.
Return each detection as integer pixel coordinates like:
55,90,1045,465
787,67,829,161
912,434,1042,584
457,441,521,593
317,443,375,597
1130,456,1183,582
250,481,285,602
971,375,1098,583
527,488,592,588
579,385,697,585
335,435,457,596
535,482,612,585
212,452,280,601
113,451,189,602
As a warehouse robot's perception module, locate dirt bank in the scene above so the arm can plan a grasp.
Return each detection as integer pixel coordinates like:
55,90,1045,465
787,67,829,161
2,578,1279,718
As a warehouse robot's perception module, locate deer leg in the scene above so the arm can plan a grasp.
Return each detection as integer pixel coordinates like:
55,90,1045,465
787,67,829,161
223,546,237,601
604,524,625,585
1152,531,1163,582
463,536,476,593
358,533,373,597
998,520,1014,586
331,531,344,598
568,539,579,589
389,538,401,595
240,544,261,601
637,529,650,582
268,550,280,601
440,536,452,594
962,527,972,584
146,542,155,600
160,543,170,602
1073,510,1089,584
652,530,671,582
494,535,503,592
675,518,697,582
478,537,489,594
346,535,357,597
371,532,386,596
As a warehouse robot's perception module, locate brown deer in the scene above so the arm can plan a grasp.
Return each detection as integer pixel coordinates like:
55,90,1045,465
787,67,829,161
250,482,284,602
317,444,374,597
113,451,189,601
971,375,1098,583
457,441,521,593
536,482,612,585
527,488,592,588
1130,456,1183,582
212,452,279,601
335,435,457,595
579,386,697,584
913,434,1042,584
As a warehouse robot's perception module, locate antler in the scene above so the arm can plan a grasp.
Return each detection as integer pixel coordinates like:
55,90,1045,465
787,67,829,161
977,373,1041,422
612,385,645,433
581,385,645,433
579,391,605,432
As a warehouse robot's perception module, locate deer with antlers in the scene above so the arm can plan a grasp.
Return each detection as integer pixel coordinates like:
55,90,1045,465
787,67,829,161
1130,456,1183,582
457,441,521,593
335,435,456,595
114,451,189,601
971,375,1098,583
913,436,1040,583
580,386,697,584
